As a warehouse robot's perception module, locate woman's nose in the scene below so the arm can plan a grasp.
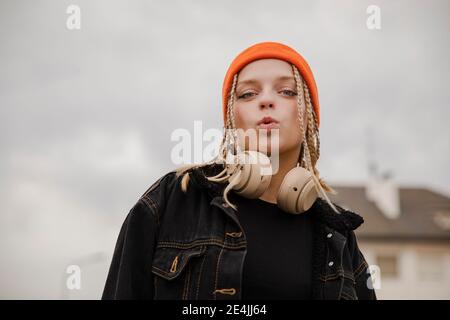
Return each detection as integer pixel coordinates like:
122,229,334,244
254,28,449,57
258,92,275,110
260,102,274,109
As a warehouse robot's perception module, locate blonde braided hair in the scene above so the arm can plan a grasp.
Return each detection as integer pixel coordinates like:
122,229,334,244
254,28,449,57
292,65,338,212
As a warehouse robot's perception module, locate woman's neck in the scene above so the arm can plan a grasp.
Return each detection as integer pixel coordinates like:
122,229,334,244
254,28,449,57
258,145,301,204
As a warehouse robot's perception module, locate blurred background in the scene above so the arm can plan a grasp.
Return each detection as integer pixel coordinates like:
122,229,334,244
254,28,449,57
0,0,449,299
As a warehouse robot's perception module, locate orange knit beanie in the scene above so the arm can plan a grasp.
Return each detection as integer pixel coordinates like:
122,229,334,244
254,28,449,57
222,41,320,128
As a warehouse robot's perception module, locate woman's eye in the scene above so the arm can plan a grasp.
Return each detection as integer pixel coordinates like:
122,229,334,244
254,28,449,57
237,90,297,99
281,90,297,96
238,92,255,99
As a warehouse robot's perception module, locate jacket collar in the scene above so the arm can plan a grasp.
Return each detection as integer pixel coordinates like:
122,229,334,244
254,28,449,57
188,163,364,232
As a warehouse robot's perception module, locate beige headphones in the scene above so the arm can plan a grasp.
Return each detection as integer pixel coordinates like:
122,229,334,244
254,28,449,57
211,150,319,214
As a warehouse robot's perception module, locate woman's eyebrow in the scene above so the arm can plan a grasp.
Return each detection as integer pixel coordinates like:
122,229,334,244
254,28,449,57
236,76,295,89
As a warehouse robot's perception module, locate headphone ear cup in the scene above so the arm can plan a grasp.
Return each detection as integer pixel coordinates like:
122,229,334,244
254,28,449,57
277,166,318,214
229,151,272,199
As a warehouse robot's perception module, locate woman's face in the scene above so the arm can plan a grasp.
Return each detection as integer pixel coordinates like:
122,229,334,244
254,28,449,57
233,58,306,157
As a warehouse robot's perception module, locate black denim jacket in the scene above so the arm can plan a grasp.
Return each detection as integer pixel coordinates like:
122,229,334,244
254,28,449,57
102,164,377,300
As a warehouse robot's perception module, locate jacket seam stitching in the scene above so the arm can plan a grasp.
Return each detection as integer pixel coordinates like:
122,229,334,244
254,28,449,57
196,254,207,300
182,263,191,300
214,244,225,300
341,291,356,300
140,196,160,227
142,176,165,198
319,273,355,282
354,259,368,279
157,240,246,250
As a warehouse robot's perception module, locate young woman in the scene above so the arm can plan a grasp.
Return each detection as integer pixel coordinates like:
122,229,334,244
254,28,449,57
102,42,377,300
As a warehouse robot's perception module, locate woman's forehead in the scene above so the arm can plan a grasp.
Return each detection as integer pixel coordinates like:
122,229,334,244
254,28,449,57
237,59,294,86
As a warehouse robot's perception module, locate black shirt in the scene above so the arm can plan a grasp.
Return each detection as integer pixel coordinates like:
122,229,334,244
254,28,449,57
232,192,314,300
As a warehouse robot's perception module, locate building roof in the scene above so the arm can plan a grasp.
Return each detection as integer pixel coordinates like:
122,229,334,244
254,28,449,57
328,186,450,242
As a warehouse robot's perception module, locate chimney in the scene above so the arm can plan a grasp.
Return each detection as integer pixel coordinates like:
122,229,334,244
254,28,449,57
365,167,401,219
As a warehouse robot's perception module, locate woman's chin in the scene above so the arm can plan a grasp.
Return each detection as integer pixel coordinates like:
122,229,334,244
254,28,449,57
240,139,283,156
255,145,280,157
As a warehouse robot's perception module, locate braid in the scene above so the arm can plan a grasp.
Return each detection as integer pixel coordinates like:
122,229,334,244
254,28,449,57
219,73,240,210
227,74,241,156
226,75,236,130
292,65,308,168
302,77,319,167
217,73,239,164
292,64,339,211
308,86,321,160
292,65,313,171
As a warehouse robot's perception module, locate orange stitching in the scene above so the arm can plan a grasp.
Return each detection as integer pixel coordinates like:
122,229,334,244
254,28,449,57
170,256,179,273
213,288,236,295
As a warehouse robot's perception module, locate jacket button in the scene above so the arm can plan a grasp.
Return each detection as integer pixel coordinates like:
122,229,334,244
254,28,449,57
327,233,333,239
226,232,242,238
328,261,334,267
214,288,236,296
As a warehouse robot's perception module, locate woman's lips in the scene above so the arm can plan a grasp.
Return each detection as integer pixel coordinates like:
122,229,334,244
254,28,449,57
257,116,280,131
257,122,280,130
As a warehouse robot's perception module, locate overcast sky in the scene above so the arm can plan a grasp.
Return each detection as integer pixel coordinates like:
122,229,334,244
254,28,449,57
1,0,449,298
